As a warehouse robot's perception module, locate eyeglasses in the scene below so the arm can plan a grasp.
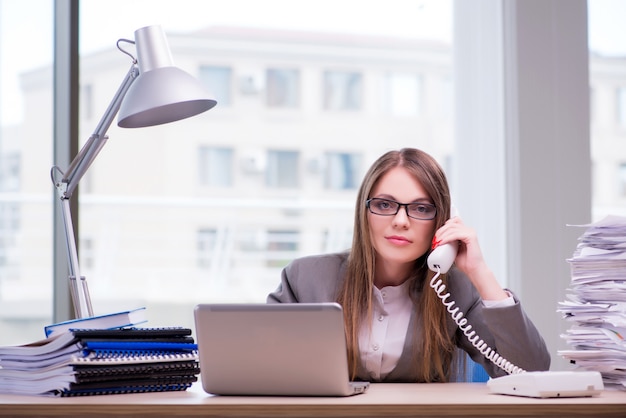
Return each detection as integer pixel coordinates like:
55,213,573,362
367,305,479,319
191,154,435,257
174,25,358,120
366,198,437,220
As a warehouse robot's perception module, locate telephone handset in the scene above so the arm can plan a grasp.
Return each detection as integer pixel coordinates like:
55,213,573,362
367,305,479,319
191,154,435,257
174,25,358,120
426,207,459,274
426,242,457,274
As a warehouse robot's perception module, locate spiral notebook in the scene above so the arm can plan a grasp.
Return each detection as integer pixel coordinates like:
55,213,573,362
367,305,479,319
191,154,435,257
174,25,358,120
193,302,370,396
0,327,200,396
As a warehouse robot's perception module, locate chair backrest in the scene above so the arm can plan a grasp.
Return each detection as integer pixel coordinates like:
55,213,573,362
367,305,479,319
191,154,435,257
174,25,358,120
455,351,490,382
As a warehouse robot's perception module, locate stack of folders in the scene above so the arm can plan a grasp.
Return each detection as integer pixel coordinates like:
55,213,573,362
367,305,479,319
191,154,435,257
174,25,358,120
557,214,626,390
0,327,200,397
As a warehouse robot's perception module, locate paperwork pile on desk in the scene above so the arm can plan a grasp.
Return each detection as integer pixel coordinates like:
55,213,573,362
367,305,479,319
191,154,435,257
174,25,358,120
0,327,200,396
558,215,626,390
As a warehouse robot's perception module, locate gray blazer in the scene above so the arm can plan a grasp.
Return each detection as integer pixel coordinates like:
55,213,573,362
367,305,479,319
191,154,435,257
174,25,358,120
267,252,551,382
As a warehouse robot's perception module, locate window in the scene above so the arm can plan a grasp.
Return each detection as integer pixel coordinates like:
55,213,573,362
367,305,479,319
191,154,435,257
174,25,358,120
198,146,234,187
324,152,361,190
81,238,95,270
266,229,299,267
0,202,20,238
322,227,353,253
199,66,233,106
0,0,54,345
589,0,626,219
323,70,362,110
15,0,456,344
0,153,20,192
266,68,299,108
3,0,609,377
197,228,218,268
383,72,422,116
266,150,299,188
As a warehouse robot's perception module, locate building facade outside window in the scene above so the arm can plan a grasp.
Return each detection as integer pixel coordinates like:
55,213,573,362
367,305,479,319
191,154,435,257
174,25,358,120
383,72,423,116
266,68,300,108
266,150,300,188
197,228,218,268
323,70,363,110
323,152,361,190
199,66,233,107
198,146,234,187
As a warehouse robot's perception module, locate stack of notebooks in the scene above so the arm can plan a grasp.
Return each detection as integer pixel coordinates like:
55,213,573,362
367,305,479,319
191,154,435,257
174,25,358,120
557,215,626,390
0,327,200,397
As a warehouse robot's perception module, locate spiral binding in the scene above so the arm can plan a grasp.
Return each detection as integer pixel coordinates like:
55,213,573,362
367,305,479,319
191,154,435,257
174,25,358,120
429,268,525,375
58,382,193,397
75,361,199,377
73,351,198,364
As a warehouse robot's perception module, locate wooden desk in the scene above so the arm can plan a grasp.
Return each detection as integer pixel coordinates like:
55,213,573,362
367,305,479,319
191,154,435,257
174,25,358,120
0,382,624,418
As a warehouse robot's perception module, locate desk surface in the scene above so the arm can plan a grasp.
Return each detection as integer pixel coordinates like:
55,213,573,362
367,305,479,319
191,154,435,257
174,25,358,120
0,382,624,418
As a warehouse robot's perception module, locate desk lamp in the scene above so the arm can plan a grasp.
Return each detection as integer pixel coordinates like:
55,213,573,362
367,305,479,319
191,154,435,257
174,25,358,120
51,25,216,319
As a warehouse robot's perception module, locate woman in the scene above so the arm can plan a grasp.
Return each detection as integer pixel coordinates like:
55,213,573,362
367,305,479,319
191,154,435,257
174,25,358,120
267,148,550,383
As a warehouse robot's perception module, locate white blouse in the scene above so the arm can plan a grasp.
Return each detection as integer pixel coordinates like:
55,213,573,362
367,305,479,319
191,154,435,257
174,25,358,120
358,283,514,380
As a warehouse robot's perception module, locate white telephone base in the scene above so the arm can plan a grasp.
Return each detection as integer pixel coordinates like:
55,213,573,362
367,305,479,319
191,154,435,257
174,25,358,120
487,371,604,398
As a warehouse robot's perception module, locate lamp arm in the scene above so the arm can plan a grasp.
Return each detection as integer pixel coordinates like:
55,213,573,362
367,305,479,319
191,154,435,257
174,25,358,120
52,63,138,319
59,64,140,199
60,197,92,318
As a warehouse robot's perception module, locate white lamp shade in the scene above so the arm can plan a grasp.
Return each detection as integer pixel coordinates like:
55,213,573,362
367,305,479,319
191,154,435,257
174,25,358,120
118,67,217,128
117,25,216,128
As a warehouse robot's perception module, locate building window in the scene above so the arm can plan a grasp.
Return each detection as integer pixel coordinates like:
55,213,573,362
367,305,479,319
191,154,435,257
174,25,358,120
0,153,20,192
199,66,232,106
266,229,299,267
322,227,353,253
81,237,94,270
266,68,300,108
0,202,20,237
383,72,422,116
323,70,362,110
324,152,361,190
197,228,218,269
198,146,233,187
266,150,299,188
617,87,626,126
0,203,18,264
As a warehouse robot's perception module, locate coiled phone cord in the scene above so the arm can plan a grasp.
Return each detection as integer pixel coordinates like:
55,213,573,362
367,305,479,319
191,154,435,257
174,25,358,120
430,268,526,375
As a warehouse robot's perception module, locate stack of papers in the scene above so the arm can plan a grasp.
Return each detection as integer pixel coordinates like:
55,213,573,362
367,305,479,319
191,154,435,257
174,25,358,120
557,215,626,390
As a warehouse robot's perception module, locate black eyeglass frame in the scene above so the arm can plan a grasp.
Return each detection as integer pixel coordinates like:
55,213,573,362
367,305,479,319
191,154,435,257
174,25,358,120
365,198,437,220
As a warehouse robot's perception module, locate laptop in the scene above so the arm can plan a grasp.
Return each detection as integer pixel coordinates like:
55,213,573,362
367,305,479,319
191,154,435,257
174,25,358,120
193,302,370,396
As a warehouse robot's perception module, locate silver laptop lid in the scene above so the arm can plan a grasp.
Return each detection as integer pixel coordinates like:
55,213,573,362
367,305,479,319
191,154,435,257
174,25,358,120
194,302,367,396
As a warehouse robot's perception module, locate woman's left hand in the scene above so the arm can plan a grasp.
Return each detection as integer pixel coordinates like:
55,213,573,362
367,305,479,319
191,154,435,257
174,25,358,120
433,215,508,300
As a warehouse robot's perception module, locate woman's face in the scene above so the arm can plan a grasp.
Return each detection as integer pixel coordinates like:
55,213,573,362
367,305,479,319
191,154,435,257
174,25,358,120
367,166,437,267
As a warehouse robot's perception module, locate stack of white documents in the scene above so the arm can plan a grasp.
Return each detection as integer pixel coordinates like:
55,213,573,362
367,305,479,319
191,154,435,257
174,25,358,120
558,215,626,390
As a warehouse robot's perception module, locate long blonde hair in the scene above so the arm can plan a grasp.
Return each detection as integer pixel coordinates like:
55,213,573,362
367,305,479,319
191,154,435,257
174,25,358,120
336,148,457,382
